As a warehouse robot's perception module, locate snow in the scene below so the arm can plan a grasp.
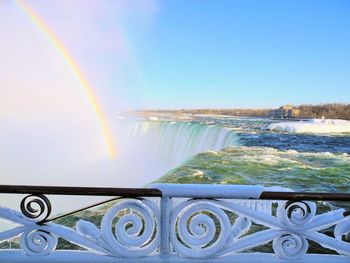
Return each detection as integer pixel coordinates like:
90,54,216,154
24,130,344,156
267,118,350,134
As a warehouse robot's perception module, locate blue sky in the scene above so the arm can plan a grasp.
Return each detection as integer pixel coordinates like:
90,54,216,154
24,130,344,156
127,0,350,109
1,0,350,112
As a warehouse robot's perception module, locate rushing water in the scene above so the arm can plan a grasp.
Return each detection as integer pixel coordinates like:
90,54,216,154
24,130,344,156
118,115,350,192
115,118,240,178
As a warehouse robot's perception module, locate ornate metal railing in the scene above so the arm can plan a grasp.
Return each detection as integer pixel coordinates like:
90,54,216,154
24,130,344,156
0,183,350,262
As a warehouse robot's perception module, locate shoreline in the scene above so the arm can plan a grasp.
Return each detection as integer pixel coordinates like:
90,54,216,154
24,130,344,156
125,103,350,120
119,111,346,122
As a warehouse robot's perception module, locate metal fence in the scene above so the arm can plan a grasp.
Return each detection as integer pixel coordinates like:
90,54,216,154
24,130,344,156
0,183,350,262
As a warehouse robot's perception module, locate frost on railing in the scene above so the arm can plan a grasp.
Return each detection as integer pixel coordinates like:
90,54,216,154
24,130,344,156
0,184,350,262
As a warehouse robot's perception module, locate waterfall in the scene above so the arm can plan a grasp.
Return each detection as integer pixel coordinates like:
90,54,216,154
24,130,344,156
0,119,241,213
114,120,240,182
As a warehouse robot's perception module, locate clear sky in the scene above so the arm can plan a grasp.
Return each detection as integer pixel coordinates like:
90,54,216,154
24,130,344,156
133,0,350,109
1,0,350,112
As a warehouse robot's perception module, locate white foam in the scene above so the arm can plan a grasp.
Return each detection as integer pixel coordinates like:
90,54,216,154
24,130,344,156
192,170,204,177
267,118,350,134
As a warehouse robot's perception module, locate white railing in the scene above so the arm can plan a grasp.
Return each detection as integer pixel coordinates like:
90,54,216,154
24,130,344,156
0,183,350,262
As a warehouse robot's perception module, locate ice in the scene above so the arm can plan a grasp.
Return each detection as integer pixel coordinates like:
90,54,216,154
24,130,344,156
267,118,350,134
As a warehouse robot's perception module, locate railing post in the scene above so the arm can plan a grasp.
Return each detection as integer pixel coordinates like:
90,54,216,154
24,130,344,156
160,195,171,256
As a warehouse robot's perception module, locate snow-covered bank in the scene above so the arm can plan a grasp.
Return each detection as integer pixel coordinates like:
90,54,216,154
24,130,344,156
267,118,350,134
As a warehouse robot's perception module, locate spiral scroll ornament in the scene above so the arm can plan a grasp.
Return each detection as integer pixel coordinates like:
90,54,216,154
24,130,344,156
277,201,316,227
273,233,308,259
20,228,58,256
101,199,160,257
170,200,231,258
20,194,52,223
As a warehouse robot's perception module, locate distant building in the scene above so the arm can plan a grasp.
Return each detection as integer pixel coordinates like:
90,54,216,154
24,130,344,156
270,105,300,118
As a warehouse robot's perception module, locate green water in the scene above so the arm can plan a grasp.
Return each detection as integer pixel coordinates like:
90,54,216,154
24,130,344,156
156,146,350,192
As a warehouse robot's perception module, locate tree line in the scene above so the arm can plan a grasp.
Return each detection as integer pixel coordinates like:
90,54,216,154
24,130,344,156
297,103,350,119
133,103,350,120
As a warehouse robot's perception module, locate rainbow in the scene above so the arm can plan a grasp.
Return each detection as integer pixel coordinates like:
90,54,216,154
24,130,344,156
15,1,116,158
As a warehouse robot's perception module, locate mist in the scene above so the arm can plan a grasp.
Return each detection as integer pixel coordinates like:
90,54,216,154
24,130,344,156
0,0,159,191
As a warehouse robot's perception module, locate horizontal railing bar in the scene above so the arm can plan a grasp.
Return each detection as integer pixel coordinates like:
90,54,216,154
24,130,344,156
0,185,162,197
0,184,349,201
260,191,350,201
